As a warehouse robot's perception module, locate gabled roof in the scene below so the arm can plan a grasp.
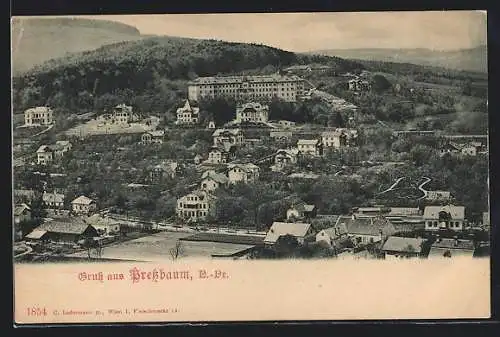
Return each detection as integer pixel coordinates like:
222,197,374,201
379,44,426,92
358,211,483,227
71,195,94,205
382,236,426,253
202,171,228,185
36,145,51,153
264,222,312,243
276,148,299,156
336,216,396,236
25,106,53,114
37,218,94,235
319,223,348,239
423,205,465,220
289,202,316,213
388,207,421,216
14,203,31,216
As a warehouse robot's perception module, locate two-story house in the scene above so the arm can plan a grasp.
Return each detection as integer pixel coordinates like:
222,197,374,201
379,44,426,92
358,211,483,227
200,170,229,192
206,144,237,165
423,205,465,231
227,163,260,184
141,130,165,144
24,106,54,126
175,100,200,125
42,191,65,209
321,130,347,148
235,102,269,124
36,141,72,165
272,148,299,171
71,195,97,215
176,190,216,222
297,139,323,157
212,128,244,147
112,104,134,125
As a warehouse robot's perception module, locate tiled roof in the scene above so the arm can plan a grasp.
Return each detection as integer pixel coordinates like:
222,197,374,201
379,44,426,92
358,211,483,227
423,205,465,220
264,222,312,243
336,216,396,236
388,207,421,216
25,106,53,114
319,223,348,239
37,218,93,235
25,229,48,239
71,196,94,205
382,236,426,253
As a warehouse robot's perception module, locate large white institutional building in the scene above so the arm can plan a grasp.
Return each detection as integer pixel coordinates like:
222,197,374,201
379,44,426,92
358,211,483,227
187,74,305,103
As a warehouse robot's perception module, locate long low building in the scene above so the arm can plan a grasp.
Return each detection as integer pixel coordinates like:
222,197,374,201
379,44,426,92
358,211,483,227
188,74,305,102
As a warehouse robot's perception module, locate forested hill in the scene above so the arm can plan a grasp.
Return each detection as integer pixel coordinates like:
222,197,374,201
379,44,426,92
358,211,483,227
12,17,144,74
12,36,365,115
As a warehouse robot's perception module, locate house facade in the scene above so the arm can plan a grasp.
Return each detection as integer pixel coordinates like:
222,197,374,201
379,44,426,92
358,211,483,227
200,171,229,192
112,104,134,125
187,74,305,103
206,145,236,164
141,130,165,144
176,190,215,222
212,128,244,147
235,102,269,124
175,100,200,125
336,215,396,246
36,141,72,165
43,191,65,209
227,163,260,184
423,205,465,231
24,106,54,126
321,129,358,148
297,139,323,157
71,196,97,215
273,148,299,171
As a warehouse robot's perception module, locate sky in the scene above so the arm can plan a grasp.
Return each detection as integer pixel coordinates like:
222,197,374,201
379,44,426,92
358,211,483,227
30,11,488,52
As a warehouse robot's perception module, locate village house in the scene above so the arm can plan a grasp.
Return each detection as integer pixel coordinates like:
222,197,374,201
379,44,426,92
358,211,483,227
36,141,72,165
141,130,165,144
24,106,54,126
336,215,396,246
26,218,98,245
321,129,358,148
428,238,475,258
87,215,121,236
297,139,323,157
212,128,244,147
235,102,269,124
149,161,179,183
14,203,31,225
286,201,317,221
264,222,316,245
423,204,465,231
175,99,200,126
315,223,349,247
227,163,260,184
381,236,427,259
272,148,299,171
200,170,229,192
348,78,371,91
276,120,297,129
206,144,237,165
71,195,97,215
176,190,216,222
43,191,65,209
112,104,134,125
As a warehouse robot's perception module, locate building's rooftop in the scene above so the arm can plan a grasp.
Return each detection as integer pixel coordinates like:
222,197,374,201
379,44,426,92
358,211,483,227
264,222,312,243
382,236,426,253
25,229,48,240
336,216,396,236
189,74,303,85
228,163,259,171
423,205,465,220
212,128,243,137
202,171,229,185
43,192,65,204
25,106,53,114
71,195,94,205
14,203,31,216
288,173,320,179
276,148,299,156
297,139,319,146
431,238,474,251
36,218,93,235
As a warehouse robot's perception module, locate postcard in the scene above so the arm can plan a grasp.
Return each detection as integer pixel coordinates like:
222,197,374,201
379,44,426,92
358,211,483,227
12,11,490,324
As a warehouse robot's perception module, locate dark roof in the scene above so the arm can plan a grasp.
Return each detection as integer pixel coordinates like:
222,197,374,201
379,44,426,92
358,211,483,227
37,218,95,235
180,233,263,245
336,216,396,236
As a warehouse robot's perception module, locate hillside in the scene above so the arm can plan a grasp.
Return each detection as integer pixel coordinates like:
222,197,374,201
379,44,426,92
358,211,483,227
310,46,488,73
11,17,144,74
12,36,364,116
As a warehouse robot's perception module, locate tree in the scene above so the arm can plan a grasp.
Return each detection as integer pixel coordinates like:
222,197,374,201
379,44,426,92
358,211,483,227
371,74,392,93
169,241,184,261
274,234,300,257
